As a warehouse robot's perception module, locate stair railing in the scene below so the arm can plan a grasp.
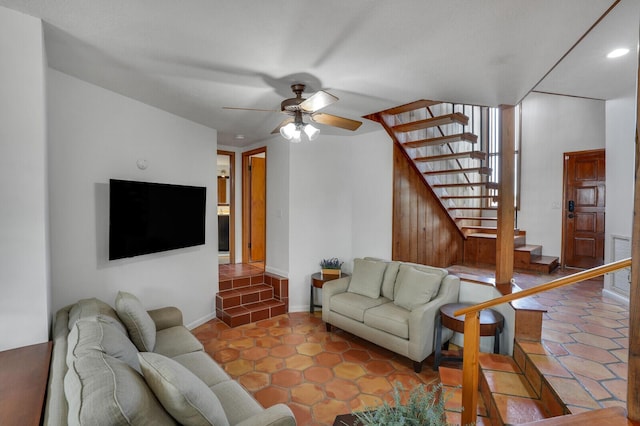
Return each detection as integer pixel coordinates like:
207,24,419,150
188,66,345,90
453,258,632,426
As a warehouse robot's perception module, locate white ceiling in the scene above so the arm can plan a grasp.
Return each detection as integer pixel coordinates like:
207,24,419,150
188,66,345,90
1,0,638,146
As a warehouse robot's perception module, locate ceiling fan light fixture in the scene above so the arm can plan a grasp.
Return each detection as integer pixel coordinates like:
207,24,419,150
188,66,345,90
280,122,297,140
304,123,320,141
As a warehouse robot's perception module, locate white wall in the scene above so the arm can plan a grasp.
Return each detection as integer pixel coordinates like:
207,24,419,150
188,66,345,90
0,7,50,351
519,92,605,258
283,130,393,311
47,69,218,328
603,95,636,299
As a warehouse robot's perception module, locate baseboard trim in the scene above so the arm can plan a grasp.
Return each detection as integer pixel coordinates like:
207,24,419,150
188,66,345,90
602,288,629,305
186,312,217,330
265,266,288,277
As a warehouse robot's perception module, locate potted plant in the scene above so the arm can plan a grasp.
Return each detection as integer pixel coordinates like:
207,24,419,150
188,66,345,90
320,257,343,277
351,383,451,426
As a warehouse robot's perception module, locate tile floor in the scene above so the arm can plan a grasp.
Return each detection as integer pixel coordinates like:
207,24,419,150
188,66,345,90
199,263,630,425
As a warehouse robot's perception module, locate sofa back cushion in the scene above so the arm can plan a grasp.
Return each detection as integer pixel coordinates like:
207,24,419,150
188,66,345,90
138,352,230,426
116,291,157,352
65,352,176,425
347,258,387,299
381,261,401,300
393,265,446,311
67,318,141,373
68,298,126,335
393,264,447,299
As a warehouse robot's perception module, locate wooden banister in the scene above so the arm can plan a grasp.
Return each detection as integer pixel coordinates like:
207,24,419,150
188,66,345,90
457,257,632,425
455,258,631,317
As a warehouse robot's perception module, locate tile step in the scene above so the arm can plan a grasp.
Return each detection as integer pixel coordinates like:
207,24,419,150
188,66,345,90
216,298,286,327
216,284,274,309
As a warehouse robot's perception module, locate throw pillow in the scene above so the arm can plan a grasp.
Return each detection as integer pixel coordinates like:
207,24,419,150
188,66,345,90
381,261,401,300
394,267,443,311
138,352,230,426
394,264,447,300
65,352,176,425
115,291,156,351
347,258,387,299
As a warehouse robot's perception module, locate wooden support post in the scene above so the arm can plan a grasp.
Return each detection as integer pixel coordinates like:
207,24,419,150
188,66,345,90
461,313,480,426
496,105,516,290
627,53,640,422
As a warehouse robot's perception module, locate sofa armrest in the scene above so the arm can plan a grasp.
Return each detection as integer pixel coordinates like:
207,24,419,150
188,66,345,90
321,277,351,322
407,275,461,361
147,307,183,330
235,403,296,426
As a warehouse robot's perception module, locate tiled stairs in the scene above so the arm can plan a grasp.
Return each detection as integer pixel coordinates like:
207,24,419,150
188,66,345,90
216,272,289,327
441,342,633,425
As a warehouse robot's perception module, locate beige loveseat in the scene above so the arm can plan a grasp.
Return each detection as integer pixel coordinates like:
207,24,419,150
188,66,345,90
322,258,460,372
44,292,296,426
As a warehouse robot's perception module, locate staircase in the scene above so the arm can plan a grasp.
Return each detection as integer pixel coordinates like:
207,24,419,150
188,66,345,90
216,271,288,327
365,100,558,272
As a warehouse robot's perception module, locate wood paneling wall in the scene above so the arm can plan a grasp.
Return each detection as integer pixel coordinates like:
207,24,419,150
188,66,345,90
392,143,464,267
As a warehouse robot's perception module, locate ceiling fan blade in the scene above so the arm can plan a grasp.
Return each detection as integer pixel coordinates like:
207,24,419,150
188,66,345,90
299,90,338,113
223,106,279,112
271,117,294,134
311,113,363,131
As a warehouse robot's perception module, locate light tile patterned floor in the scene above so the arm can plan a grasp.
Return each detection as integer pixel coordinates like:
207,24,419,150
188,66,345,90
192,313,440,425
203,263,630,425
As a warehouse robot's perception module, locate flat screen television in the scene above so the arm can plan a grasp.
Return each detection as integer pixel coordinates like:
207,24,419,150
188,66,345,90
109,179,207,260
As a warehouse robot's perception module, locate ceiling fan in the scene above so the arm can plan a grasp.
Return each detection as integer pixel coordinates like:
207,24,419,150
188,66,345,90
224,84,363,142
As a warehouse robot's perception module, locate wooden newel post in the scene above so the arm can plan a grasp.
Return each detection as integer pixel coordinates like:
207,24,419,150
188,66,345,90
461,312,480,426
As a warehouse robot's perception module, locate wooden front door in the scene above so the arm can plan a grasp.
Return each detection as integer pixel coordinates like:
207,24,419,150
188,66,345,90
562,149,605,268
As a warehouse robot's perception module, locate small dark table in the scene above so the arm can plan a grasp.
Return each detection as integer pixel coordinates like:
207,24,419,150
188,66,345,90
433,302,504,370
310,272,349,313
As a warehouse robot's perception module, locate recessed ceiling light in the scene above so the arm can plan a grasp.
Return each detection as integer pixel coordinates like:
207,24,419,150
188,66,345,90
607,48,629,59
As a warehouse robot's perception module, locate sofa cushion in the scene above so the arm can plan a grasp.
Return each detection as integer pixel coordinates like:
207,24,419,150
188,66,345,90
330,292,390,322
68,298,126,334
209,381,263,425
154,326,204,358
394,264,447,299
67,317,141,373
172,351,230,387
138,352,230,426
116,291,157,352
394,266,443,311
347,258,387,299
65,352,176,425
364,302,410,339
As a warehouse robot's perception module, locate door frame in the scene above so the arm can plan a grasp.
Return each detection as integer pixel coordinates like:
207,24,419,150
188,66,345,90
242,147,267,264
561,148,606,268
217,150,235,264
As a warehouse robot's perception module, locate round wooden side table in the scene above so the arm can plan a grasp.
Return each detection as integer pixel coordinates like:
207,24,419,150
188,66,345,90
433,302,504,370
310,272,349,313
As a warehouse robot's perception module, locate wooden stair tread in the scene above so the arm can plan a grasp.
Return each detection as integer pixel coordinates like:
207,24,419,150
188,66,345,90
434,181,494,188
393,112,469,132
443,194,496,199
449,206,498,210
414,148,484,162
515,244,543,253
375,99,442,116
424,166,491,176
519,406,632,425
530,255,559,265
404,132,478,149
456,216,497,221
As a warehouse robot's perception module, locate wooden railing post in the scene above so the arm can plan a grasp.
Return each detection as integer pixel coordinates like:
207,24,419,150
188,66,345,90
461,312,480,426
496,104,515,291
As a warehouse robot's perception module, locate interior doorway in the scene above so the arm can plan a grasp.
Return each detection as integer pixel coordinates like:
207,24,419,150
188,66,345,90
242,147,266,264
217,150,235,265
562,149,605,269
